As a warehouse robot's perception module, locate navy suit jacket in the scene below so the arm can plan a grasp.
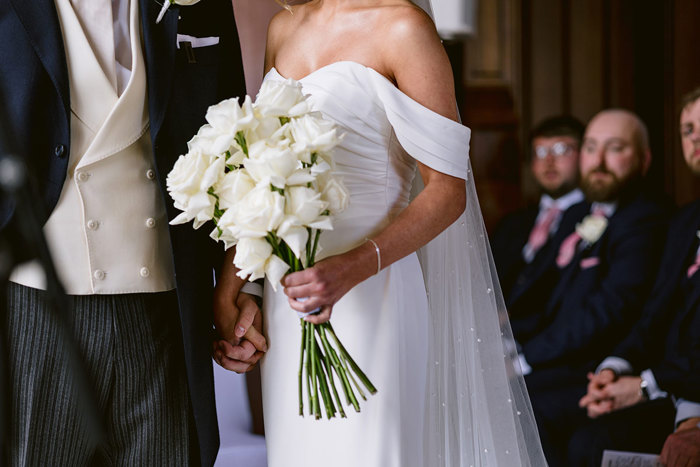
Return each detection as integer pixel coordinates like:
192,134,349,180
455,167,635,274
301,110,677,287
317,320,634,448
492,203,585,341
492,205,539,297
0,1,246,464
521,194,669,371
610,199,700,401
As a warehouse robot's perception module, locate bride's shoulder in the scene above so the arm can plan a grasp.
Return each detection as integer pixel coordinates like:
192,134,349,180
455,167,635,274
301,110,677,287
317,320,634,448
372,1,435,32
374,2,438,45
374,2,458,122
265,4,305,68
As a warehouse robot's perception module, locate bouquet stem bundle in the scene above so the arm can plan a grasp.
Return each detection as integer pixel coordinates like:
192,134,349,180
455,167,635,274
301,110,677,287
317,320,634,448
268,233,376,419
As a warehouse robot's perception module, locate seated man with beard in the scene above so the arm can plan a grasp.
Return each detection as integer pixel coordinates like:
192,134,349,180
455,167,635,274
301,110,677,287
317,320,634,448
517,109,670,466
568,88,700,467
492,116,586,343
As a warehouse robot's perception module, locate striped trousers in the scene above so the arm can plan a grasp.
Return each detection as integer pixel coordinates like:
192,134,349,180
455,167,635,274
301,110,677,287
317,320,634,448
3,282,192,466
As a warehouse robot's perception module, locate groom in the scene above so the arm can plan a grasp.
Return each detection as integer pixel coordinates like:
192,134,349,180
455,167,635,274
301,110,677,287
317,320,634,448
0,0,263,465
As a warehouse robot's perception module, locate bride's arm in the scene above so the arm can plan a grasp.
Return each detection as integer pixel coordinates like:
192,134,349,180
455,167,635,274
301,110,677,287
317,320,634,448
282,7,466,323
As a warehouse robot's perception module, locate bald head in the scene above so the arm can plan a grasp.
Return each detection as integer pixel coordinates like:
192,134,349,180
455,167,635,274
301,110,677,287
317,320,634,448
580,109,651,202
589,109,650,157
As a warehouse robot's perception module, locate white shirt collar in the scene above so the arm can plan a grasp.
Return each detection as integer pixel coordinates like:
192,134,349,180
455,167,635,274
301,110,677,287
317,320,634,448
591,201,618,217
539,188,585,212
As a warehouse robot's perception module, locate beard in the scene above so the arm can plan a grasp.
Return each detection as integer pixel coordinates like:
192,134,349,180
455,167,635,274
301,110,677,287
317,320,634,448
581,168,642,202
687,152,700,176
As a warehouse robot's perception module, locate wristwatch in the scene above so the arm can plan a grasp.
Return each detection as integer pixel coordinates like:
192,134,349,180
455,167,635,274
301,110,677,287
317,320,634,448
639,378,650,400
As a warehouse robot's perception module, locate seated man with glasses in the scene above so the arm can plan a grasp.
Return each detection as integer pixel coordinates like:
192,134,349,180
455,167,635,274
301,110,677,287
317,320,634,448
492,116,586,343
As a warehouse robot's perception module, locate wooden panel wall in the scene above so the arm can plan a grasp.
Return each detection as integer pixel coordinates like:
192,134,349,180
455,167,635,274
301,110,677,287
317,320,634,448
455,0,700,230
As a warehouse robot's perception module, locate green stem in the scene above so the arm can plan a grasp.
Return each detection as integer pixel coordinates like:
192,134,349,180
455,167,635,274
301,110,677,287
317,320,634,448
318,326,346,418
310,323,320,418
320,324,359,410
305,320,313,415
313,336,335,419
339,350,367,401
327,323,377,395
298,319,306,416
310,229,321,266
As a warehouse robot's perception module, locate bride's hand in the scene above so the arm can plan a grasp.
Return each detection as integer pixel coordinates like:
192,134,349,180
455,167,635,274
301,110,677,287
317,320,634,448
282,243,377,324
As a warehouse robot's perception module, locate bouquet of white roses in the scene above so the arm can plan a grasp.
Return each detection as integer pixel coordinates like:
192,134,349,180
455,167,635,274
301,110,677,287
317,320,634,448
167,78,376,419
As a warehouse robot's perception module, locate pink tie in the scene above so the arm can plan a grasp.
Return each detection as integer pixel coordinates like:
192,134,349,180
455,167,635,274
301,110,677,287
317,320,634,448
527,205,562,258
688,249,700,278
556,207,607,268
556,231,581,268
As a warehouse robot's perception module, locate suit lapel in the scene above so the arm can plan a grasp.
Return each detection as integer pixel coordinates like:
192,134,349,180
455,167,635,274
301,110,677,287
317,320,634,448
546,202,598,308
672,204,700,315
510,202,587,304
9,0,69,121
661,204,700,296
139,0,179,144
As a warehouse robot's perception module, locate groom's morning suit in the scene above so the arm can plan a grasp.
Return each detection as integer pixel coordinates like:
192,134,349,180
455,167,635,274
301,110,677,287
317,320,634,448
521,193,668,466
0,0,245,464
566,199,700,466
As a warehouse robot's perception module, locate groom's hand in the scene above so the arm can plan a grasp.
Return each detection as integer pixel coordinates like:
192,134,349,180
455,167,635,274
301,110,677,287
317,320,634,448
214,290,267,373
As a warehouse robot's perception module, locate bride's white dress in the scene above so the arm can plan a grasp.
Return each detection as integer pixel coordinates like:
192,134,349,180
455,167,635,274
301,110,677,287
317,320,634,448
260,61,546,467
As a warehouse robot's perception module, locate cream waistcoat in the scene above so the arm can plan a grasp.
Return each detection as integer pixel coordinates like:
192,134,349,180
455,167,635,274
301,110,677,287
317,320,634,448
11,0,175,294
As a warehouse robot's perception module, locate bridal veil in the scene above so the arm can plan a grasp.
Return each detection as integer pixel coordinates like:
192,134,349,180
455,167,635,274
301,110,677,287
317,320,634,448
409,1,547,465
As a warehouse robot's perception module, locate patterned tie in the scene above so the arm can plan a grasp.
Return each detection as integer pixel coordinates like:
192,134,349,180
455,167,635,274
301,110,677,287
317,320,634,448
688,248,700,278
526,205,562,259
556,206,607,268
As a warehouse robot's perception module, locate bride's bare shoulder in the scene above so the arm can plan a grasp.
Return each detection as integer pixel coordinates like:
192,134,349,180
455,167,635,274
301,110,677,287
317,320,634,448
375,2,458,121
374,1,438,43
265,4,306,70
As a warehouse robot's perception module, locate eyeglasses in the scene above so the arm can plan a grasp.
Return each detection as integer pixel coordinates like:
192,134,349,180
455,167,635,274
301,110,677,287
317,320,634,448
534,142,575,159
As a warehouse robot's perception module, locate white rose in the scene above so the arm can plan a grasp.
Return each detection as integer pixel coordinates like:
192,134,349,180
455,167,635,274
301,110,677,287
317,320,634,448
226,150,246,168
234,237,290,290
194,96,258,155
245,141,300,189
289,114,340,156
187,124,227,156
286,186,328,225
285,168,316,186
320,176,349,215
576,215,608,244
276,220,308,263
253,115,286,142
173,0,201,5
222,183,285,238
206,96,257,134
209,222,238,251
255,79,310,117
167,149,225,228
214,169,255,210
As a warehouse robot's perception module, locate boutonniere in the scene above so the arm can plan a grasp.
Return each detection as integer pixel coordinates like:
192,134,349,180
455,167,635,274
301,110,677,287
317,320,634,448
157,0,201,24
576,214,608,245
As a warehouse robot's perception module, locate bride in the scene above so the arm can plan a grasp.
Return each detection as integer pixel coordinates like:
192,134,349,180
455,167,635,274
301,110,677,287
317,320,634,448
225,0,547,465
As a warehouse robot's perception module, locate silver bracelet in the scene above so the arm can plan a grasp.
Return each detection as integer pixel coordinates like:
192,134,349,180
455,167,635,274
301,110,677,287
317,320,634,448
366,238,381,275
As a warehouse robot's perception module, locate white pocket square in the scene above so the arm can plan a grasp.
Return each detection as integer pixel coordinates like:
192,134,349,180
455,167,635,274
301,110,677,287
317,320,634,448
176,34,219,49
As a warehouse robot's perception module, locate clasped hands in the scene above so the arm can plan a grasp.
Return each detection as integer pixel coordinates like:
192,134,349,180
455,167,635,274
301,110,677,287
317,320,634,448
578,369,645,418
213,288,267,373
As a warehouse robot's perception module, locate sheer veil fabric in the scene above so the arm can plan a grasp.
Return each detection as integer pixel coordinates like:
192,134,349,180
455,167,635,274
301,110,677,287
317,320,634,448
409,1,548,465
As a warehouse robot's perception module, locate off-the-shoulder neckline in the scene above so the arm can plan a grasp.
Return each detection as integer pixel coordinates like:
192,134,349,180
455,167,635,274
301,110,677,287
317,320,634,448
265,60,464,129
267,60,391,84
